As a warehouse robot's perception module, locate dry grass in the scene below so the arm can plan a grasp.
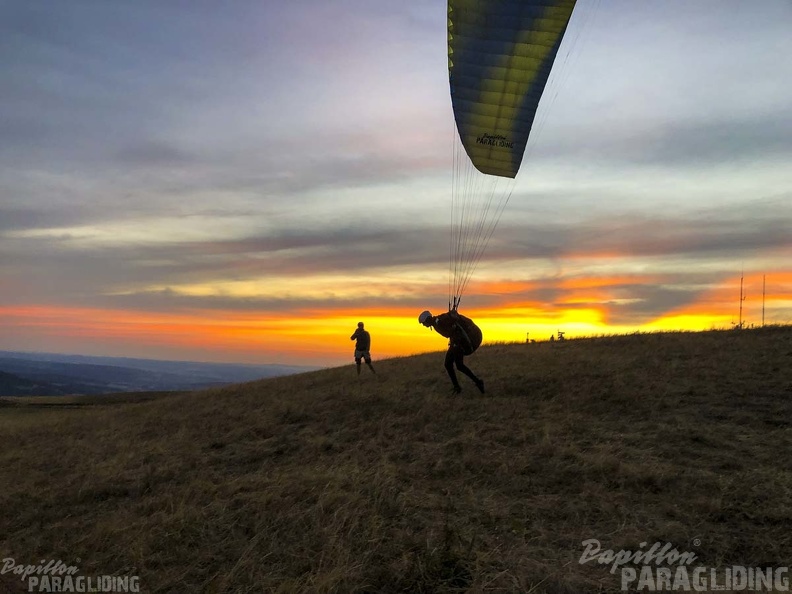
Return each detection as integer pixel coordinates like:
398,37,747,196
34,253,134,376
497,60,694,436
1,326,790,593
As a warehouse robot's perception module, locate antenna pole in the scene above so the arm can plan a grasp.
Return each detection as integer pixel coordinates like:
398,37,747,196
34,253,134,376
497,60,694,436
762,274,766,327
738,271,746,329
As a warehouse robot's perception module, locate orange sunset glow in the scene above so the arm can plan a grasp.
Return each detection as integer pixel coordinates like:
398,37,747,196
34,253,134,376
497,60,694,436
3,267,789,367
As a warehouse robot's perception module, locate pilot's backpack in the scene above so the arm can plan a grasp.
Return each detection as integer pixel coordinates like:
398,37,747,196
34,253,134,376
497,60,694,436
455,313,482,355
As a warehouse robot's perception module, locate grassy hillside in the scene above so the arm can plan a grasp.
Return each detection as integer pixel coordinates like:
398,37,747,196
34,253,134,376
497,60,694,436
1,327,790,593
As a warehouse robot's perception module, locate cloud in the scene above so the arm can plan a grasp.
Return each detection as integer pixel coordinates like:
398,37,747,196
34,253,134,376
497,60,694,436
488,203,792,263
536,110,792,168
0,208,51,233
3,198,788,321
114,141,198,167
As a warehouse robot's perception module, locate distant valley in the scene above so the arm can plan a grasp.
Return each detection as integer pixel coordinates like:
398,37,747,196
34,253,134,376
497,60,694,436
0,351,318,396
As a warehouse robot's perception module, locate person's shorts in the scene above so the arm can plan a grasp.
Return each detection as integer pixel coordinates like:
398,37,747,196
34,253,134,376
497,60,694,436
354,350,371,362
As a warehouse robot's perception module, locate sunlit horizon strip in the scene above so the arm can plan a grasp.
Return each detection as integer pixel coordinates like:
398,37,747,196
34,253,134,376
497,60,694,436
2,270,790,367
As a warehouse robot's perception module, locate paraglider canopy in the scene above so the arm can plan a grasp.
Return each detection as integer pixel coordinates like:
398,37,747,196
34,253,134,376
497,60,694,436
448,0,577,178
447,0,577,307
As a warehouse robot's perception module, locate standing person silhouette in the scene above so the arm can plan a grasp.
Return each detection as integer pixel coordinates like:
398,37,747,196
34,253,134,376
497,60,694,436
418,309,484,394
350,322,375,375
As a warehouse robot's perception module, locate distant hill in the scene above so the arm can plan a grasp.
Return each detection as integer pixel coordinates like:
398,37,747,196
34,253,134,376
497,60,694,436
0,370,65,396
0,326,790,592
0,351,317,396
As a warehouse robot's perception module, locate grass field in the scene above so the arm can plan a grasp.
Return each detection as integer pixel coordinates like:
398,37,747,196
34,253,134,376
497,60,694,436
1,326,790,593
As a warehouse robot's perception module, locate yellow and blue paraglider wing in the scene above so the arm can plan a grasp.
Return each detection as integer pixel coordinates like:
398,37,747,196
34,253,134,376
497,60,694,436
448,0,577,178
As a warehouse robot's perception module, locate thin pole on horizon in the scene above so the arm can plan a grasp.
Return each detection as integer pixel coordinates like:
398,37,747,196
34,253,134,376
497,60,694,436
762,274,766,327
738,270,746,329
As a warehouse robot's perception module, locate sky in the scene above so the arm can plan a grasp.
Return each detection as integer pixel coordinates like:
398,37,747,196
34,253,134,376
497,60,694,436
1,0,791,367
